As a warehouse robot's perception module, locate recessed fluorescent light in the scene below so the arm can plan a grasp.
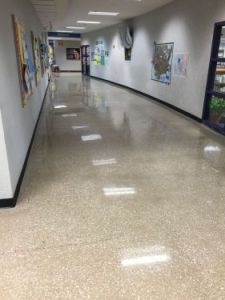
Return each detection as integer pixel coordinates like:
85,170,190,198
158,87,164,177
88,11,119,16
56,30,73,33
77,20,101,24
66,26,86,30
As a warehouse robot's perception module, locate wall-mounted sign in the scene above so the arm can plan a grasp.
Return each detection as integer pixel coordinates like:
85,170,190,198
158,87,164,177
48,32,81,39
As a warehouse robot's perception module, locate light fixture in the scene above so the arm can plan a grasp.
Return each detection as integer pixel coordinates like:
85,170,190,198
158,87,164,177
66,26,86,30
56,30,73,33
88,11,119,16
77,20,101,24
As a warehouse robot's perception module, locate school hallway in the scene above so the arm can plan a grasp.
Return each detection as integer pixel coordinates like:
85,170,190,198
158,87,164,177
0,73,225,299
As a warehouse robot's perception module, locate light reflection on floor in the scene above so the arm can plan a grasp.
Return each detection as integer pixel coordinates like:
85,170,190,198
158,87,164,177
1,73,225,299
92,158,117,166
81,134,103,141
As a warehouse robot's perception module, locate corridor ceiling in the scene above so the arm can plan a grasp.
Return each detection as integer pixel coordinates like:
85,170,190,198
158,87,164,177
30,0,174,33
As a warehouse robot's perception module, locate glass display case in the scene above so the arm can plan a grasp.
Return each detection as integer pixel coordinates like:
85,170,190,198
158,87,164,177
204,24,225,135
81,45,90,76
213,62,225,93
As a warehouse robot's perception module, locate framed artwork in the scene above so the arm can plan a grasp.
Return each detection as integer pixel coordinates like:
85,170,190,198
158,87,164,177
39,40,46,75
125,48,132,61
151,42,174,84
12,15,34,107
31,31,42,85
66,48,81,60
173,53,189,77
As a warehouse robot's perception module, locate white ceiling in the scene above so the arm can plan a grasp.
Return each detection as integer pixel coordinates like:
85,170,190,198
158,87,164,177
31,0,174,33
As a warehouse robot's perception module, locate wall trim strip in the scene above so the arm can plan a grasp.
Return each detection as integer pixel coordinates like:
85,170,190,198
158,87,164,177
90,75,202,123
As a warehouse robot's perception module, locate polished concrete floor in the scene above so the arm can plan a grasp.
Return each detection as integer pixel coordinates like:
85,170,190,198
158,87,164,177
1,73,225,299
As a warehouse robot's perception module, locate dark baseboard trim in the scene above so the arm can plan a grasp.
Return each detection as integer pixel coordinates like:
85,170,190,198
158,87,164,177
90,75,202,123
0,81,50,208
60,70,81,73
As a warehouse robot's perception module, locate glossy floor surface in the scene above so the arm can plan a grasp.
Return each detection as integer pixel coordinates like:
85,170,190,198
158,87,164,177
1,74,225,300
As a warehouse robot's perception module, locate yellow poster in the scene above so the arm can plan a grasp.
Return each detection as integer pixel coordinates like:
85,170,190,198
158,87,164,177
12,15,34,107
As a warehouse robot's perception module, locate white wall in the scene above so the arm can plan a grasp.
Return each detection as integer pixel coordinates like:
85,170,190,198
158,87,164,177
54,40,81,71
82,0,225,118
0,111,12,199
0,0,48,200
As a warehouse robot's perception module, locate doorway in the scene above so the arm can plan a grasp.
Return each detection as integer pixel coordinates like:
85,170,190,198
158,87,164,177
203,22,225,135
81,45,90,76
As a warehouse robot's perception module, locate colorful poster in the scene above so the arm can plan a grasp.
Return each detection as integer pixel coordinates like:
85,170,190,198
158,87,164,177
94,43,100,65
66,48,81,60
173,53,189,77
39,40,47,75
94,41,107,65
48,44,54,67
151,42,174,84
31,31,42,85
12,15,35,107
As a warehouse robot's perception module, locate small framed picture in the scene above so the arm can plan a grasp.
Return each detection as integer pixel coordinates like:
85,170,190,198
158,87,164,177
66,48,81,60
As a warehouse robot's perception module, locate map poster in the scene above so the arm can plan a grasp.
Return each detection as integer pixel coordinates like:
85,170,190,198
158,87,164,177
151,42,174,85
